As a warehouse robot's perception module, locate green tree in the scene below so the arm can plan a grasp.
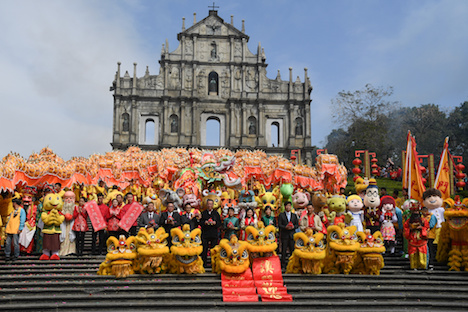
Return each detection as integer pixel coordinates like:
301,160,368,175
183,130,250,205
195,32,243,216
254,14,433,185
447,101,468,161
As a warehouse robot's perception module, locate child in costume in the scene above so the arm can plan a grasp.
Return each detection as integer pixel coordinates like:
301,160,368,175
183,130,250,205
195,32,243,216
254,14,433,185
421,206,437,269
72,197,88,256
380,196,398,255
422,188,444,267
403,201,429,270
5,198,26,263
19,186,38,254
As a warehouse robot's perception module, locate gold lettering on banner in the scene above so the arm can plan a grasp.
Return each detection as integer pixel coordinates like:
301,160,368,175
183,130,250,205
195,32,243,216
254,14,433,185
262,287,282,299
261,275,273,280
260,260,274,274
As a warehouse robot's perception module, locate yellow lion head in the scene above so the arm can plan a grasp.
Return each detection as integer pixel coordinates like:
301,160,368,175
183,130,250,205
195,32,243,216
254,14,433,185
211,236,250,274
327,224,360,253
135,227,170,257
292,229,326,261
245,221,277,258
170,224,203,266
356,229,385,254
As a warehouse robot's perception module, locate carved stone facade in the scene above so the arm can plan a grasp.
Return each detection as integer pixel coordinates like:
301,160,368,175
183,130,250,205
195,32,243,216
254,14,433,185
111,10,313,164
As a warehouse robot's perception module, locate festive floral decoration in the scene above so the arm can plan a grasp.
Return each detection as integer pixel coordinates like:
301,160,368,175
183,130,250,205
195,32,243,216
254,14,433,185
0,147,347,194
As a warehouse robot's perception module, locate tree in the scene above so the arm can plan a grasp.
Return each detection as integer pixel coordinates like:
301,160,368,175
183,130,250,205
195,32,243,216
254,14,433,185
447,101,468,162
331,83,400,128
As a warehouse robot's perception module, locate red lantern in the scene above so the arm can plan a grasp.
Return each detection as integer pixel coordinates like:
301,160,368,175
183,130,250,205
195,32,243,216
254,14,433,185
371,158,378,163
352,167,361,174
456,172,466,180
457,163,465,171
371,164,378,169
456,181,466,188
419,166,426,174
372,170,379,176
352,158,362,166
353,176,361,182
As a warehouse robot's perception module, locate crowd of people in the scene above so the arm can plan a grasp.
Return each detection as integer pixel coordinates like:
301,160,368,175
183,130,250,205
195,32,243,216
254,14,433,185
1,179,446,272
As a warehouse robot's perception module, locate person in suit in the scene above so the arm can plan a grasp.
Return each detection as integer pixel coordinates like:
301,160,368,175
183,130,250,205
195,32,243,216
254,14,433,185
138,202,160,230
180,203,199,230
200,199,221,267
278,201,299,268
159,202,181,247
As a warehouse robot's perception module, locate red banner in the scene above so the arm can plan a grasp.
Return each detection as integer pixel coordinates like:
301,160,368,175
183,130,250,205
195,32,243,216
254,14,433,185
118,202,143,232
221,268,258,302
251,256,292,302
85,201,107,231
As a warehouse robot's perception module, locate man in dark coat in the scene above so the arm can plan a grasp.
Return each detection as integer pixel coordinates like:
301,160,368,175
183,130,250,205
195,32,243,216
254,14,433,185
200,199,221,267
159,202,181,247
278,201,299,268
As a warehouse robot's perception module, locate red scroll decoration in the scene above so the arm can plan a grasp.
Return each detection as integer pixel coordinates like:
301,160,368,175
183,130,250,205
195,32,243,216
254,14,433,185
85,201,107,231
221,268,258,302
251,255,292,302
118,202,143,232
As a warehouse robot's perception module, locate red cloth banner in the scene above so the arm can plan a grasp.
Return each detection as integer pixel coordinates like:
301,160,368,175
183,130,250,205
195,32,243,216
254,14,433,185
221,268,258,302
251,256,292,302
118,202,143,232
85,201,107,231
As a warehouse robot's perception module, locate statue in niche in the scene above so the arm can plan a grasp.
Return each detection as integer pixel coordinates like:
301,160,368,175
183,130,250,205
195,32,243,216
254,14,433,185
249,120,256,135
171,116,178,133
211,41,217,59
295,119,303,136
209,77,217,93
122,113,129,132
170,67,180,89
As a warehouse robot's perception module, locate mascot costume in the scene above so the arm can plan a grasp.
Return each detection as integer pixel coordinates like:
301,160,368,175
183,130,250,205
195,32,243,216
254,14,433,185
40,193,65,260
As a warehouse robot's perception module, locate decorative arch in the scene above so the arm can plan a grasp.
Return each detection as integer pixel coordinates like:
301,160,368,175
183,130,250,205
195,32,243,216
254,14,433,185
265,118,283,147
139,114,159,145
200,113,225,146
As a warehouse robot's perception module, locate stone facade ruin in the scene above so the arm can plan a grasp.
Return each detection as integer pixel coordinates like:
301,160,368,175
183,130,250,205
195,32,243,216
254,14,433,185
111,9,313,164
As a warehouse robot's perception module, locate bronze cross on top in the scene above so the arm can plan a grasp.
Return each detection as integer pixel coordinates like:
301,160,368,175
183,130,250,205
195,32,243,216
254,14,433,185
209,2,219,10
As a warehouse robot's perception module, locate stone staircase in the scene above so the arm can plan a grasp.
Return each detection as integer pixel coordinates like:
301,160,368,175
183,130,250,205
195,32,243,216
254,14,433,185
1,224,468,311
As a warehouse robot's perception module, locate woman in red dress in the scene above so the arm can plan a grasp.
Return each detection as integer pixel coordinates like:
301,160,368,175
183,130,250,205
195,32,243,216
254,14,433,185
107,198,121,238
239,208,258,240
72,197,88,256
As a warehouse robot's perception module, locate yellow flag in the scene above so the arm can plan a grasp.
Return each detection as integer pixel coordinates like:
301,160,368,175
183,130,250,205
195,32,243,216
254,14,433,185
404,131,426,202
434,137,451,199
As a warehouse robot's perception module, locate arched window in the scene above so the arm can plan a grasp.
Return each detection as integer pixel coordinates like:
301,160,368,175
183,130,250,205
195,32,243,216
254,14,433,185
208,71,219,95
170,114,178,133
248,116,257,135
206,117,221,146
295,117,303,136
122,113,130,132
145,119,155,144
271,122,280,147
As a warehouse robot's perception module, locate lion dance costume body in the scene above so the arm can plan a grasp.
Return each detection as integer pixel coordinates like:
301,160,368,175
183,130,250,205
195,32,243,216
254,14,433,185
169,224,205,274
286,229,326,274
437,197,468,271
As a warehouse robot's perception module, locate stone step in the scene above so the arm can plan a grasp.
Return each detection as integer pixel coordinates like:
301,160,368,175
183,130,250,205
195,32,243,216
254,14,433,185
2,298,467,312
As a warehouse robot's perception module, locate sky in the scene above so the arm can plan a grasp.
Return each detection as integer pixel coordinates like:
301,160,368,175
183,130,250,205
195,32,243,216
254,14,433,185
1,0,467,160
